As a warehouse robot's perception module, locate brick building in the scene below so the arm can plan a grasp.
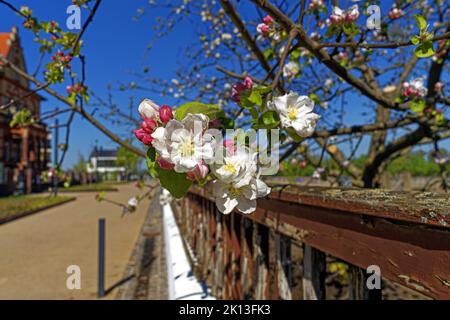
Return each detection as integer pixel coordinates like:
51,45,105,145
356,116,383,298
0,27,50,195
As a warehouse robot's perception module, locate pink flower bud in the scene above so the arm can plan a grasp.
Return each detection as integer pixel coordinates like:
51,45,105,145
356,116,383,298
186,161,209,181
142,118,157,133
157,156,175,170
224,139,236,155
263,15,273,25
257,23,269,36
134,128,153,145
209,118,221,128
138,99,160,120
159,105,174,123
243,76,253,90
231,77,254,103
435,82,444,92
261,24,269,35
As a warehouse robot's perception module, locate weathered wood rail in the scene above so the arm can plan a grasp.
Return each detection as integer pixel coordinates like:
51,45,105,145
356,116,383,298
170,184,450,300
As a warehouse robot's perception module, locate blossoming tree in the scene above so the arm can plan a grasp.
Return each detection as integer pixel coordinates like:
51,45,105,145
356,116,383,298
0,0,449,214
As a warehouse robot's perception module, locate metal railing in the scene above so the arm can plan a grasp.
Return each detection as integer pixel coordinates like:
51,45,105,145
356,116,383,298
171,184,450,300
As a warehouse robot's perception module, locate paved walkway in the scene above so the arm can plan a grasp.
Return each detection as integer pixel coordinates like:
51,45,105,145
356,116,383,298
0,184,150,299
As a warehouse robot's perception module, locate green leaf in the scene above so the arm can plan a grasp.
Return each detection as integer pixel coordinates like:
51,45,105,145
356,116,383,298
258,110,280,129
248,90,262,106
175,102,224,121
263,48,273,60
67,92,77,105
326,25,339,38
220,116,235,129
291,48,302,60
9,109,34,127
342,23,359,37
410,99,426,113
146,147,157,178
285,127,304,142
415,41,435,58
410,35,420,45
414,14,427,31
309,93,321,104
156,168,192,198
435,113,446,127
240,97,259,119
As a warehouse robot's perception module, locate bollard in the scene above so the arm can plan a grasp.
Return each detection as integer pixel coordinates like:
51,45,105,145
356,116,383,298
98,218,105,297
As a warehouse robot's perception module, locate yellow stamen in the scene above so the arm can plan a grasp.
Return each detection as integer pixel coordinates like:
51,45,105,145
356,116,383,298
287,106,298,120
179,139,195,157
229,186,241,197
224,163,237,174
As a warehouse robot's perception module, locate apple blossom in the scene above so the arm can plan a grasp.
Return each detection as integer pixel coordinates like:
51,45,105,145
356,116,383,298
389,6,404,20
328,5,359,25
213,175,270,215
308,0,324,12
283,61,300,79
139,99,160,120
268,92,320,137
211,146,256,184
151,113,215,173
402,77,428,98
128,197,138,209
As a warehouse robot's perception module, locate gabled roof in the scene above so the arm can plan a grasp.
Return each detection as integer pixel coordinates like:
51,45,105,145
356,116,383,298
0,32,13,58
90,147,118,158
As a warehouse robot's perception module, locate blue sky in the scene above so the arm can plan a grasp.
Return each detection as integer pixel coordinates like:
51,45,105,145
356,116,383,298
0,0,196,168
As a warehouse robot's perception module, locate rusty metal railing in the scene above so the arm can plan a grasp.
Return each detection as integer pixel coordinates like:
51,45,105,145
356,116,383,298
170,184,450,300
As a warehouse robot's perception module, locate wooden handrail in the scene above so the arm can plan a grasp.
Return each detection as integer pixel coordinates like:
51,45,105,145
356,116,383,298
171,184,450,300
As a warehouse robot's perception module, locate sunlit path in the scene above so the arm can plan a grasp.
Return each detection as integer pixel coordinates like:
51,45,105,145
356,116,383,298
0,184,150,300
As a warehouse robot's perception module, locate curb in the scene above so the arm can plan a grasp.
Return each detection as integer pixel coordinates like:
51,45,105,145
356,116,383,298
59,188,119,193
115,187,169,300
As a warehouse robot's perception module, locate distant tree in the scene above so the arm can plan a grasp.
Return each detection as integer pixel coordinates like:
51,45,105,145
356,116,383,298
115,144,141,177
72,153,87,174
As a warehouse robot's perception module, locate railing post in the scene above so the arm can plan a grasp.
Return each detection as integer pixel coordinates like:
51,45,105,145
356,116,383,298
231,213,241,299
253,223,269,299
302,245,326,300
213,208,224,298
276,235,292,300
240,217,254,299
268,230,279,299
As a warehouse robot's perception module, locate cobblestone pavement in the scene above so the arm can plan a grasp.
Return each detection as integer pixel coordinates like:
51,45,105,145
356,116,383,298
0,184,150,299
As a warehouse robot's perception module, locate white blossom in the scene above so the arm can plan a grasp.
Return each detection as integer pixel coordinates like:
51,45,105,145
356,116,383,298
211,146,256,184
151,114,215,173
268,92,320,137
283,61,300,79
213,175,270,215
